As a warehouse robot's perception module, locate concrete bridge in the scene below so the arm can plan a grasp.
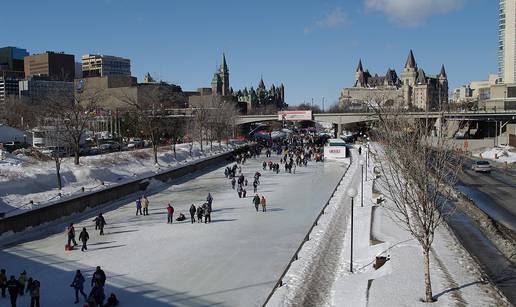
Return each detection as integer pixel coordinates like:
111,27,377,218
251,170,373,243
237,111,516,137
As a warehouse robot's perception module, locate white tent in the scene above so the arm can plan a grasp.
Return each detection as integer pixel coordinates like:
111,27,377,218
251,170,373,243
0,124,28,144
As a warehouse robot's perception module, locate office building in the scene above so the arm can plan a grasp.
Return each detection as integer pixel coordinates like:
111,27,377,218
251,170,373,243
19,76,74,103
82,54,131,77
0,46,29,75
24,51,75,82
499,0,516,83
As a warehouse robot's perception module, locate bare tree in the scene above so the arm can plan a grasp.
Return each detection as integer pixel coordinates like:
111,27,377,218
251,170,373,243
368,97,463,302
46,88,100,165
165,117,186,159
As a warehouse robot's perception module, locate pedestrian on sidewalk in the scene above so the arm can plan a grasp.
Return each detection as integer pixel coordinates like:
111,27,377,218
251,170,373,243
67,223,78,248
142,196,149,216
79,227,89,252
260,196,267,212
167,204,174,224
189,204,196,224
135,197,142,216
71,270,87,304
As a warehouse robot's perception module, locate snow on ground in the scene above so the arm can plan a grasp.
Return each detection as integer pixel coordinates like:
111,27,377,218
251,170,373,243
268,146,509,307
473,145,516,164
0,153,346,306
0,143,231,216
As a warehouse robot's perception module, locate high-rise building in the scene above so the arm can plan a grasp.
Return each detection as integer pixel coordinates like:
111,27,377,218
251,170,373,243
0,46,29,75
24,51,75,82
499,0,516,83
82,54,131,78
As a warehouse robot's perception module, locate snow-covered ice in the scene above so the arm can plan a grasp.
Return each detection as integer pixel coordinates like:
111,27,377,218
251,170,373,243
473,145,516,164
0,154,346,306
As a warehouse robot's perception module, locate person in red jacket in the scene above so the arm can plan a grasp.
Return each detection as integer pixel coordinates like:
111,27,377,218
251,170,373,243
166,204,174,224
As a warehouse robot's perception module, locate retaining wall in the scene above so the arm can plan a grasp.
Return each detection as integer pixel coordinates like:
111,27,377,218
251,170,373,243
0,146,249,236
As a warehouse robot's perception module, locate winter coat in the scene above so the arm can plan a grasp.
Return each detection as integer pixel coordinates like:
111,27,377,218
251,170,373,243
27,280,40,298
142,198,149,208
203,206,210,215
91,269,106,287
167,206,174,214
89,285,105,304
260,198,267,206
136,199,142,209
18,272,27,285
79,230,89,243
0,272,7,286
67,226,76,238
94,215,106,227
72,273,85,290
196,207,203,216
189,205,196,215
253,196,261,206
7,279,20,296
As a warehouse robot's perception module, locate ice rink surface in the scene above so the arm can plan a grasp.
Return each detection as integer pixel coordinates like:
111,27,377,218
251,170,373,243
0,155,346,306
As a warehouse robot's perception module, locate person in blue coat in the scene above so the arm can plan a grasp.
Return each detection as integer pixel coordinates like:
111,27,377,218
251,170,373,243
71,270,87,304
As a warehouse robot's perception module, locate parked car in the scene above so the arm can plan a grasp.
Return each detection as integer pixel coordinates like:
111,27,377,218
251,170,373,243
127,139,144,149
471,160,492,173
99,141,121,152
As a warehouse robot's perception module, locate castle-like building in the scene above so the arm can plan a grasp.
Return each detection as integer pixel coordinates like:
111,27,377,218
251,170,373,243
340,50,448,111
236,77,286,111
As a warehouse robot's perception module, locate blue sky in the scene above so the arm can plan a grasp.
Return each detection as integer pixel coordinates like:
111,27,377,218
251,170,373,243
1,0,497,107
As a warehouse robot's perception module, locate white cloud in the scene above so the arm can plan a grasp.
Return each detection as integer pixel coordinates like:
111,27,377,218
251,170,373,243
364,0,464,27
305,7,349,33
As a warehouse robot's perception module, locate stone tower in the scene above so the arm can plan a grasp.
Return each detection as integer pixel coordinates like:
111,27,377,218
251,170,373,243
400,50,418,106
438,64,449,106
219,53,229,96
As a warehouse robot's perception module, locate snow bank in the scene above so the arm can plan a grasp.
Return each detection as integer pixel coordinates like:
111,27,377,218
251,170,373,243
473,145,516,164
0,142,237,216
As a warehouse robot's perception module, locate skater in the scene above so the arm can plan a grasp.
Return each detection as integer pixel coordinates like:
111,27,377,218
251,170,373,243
71,270,87,304
196,206,203,223
135,197,142,216
104,293,119,307
17,271,27,296
79,227,89,252
0,268,7,297
207,193,213,207
176,213,186,222
67,223,78,248
94,214,106,235
231,177,236,189
189,204,196,224
203,203,211,223
242,189,247,198
260,196,267,212
166,204,174,224
237,185,242,198
358,146,362,155
253,180,258,193
253,194,260,212
91,266,106,287
27,279,40,307
262,161,267,170
142,196,149,216
88,280,105,307
244,178,248,186
7,275,20,307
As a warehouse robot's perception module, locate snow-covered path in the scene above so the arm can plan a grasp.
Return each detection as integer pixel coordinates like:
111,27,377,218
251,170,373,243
0,155,346,306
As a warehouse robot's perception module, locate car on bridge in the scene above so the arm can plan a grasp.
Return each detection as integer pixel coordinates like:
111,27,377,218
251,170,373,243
471,160,492,173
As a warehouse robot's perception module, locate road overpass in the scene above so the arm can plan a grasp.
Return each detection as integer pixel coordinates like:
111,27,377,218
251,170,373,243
237,111,516,136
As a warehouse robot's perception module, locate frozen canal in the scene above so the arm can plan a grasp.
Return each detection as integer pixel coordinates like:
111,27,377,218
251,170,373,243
0,155,346,306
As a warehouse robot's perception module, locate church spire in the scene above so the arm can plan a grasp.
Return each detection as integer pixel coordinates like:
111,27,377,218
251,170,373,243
356,59,364,72
404,49,417,69
439,64,447,78
220,53,228,73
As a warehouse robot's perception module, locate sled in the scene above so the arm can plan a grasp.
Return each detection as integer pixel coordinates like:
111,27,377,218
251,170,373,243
65,244,73,251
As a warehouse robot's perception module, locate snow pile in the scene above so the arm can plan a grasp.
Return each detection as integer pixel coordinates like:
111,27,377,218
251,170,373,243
0,143,237,216
473,145,516,164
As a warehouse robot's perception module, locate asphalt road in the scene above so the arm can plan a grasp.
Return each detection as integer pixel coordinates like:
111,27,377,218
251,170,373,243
458,159,516,231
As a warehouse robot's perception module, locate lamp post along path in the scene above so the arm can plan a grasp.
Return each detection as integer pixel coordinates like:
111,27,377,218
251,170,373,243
347,187,358,273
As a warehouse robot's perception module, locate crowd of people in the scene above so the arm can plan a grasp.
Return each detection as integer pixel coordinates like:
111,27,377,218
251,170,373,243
0,268,39,307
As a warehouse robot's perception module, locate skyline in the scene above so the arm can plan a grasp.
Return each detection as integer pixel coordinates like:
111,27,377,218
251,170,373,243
1,0,497,107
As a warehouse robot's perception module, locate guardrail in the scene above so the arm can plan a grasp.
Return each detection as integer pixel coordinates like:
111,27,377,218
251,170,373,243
261,158,353,306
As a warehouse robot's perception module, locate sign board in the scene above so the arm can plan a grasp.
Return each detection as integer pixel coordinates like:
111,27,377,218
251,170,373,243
277,110,312,121
324,138,348,160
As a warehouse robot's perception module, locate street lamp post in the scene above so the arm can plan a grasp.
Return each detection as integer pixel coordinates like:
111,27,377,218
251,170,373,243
360,160,364,207
347,187,358,273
